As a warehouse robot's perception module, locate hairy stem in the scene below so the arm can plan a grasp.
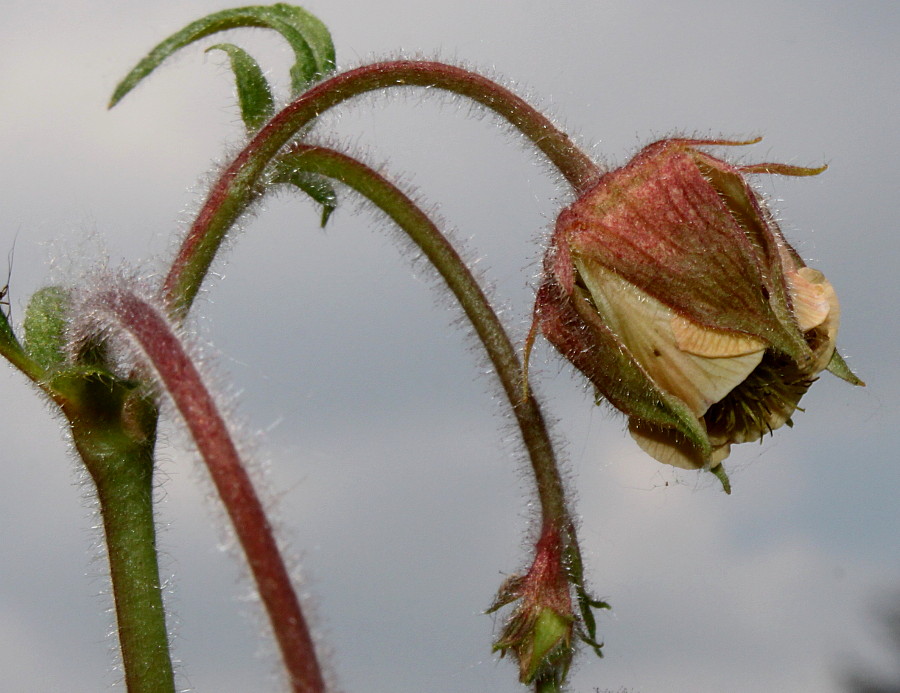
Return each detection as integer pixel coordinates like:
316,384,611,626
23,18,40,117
93,287,325,693
72,422,174,693
277,146,600,687
164,60,600,316
277,143,570,536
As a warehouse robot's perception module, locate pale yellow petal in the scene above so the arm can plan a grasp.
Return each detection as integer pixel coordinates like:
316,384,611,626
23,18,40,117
786,267,831,332
576,259,765,417
629,418,732,470
787,266,841,372
671,315,767,357
709,442,731,465
665,348,765,416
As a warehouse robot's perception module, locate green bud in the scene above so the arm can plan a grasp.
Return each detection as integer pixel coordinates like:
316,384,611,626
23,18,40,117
492,525,576,685
524,607,574,683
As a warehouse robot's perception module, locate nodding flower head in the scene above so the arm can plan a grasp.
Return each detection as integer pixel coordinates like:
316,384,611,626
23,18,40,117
529,137,862,490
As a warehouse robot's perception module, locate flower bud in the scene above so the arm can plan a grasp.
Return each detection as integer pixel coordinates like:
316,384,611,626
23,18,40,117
531,138,861,487
489,525,575,685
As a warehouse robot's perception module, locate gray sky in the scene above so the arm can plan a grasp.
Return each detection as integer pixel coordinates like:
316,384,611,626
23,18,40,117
1,1,897,692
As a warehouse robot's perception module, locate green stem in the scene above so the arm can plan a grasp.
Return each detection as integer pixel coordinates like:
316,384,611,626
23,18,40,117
91,449,173,693
163,60,600,317
62,384,174,693
277,143,570,530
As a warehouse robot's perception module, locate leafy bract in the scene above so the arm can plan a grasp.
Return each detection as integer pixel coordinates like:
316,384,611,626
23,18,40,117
268,159,338,227
23,286,71,372
109,4,335,109
206,43,275,132
826,348,865,386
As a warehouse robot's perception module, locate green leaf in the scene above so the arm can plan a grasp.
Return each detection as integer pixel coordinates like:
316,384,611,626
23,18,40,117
206,43,275,132
574,585,608,656
266,3,337,94
109,4,336,108
268,159,338,227
561,529,607,658
23,286,71,372
0,285,51,383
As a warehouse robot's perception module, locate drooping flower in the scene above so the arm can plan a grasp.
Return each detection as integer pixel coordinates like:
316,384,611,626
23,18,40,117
529,137,862,490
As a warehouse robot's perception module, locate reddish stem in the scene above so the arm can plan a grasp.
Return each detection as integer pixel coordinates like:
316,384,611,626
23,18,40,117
163,60,601,315
97,287,324,693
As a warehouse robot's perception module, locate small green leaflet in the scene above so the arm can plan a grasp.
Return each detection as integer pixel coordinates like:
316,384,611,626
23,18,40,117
268,163,338,228
205,43,275,132
109,4,335,109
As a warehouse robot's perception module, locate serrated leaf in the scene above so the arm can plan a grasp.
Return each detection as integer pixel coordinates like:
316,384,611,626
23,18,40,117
109,4,336,108
206,43,275,131
575,593,606,656
268,160,338,227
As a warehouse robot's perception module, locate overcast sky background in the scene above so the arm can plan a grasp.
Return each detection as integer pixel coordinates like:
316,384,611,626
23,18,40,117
1,1,897,692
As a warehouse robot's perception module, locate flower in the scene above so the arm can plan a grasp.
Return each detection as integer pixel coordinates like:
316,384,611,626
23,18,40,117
529,137,861,489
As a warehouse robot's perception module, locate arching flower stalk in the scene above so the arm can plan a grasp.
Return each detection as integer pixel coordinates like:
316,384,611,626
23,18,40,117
0,6,864,693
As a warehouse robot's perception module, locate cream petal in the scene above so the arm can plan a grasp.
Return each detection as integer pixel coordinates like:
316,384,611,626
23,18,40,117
671,315,767,357
576,259,765,417
786,267,831,332
660,348,765,417
629,418,708,470
709,442,731,465
787,266,841,372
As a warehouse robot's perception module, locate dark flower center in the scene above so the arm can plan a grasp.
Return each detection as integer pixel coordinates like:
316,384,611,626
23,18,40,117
705,350,816,444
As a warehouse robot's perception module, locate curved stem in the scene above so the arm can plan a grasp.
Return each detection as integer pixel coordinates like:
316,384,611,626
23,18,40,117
164,60,601,316
93,287,325,693
278,145,605,689
277,142,570,532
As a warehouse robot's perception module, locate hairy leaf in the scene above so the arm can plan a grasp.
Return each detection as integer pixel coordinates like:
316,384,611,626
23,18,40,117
206,43,275,131
268,159,338,227
23,286,71,372
109,4,335,108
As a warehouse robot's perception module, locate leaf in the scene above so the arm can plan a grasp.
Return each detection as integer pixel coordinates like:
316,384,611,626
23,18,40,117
206,43,275,132
266,3,336,94
23,286,71,372
109,4,336,108
268,159,338,227
561,535,608,658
